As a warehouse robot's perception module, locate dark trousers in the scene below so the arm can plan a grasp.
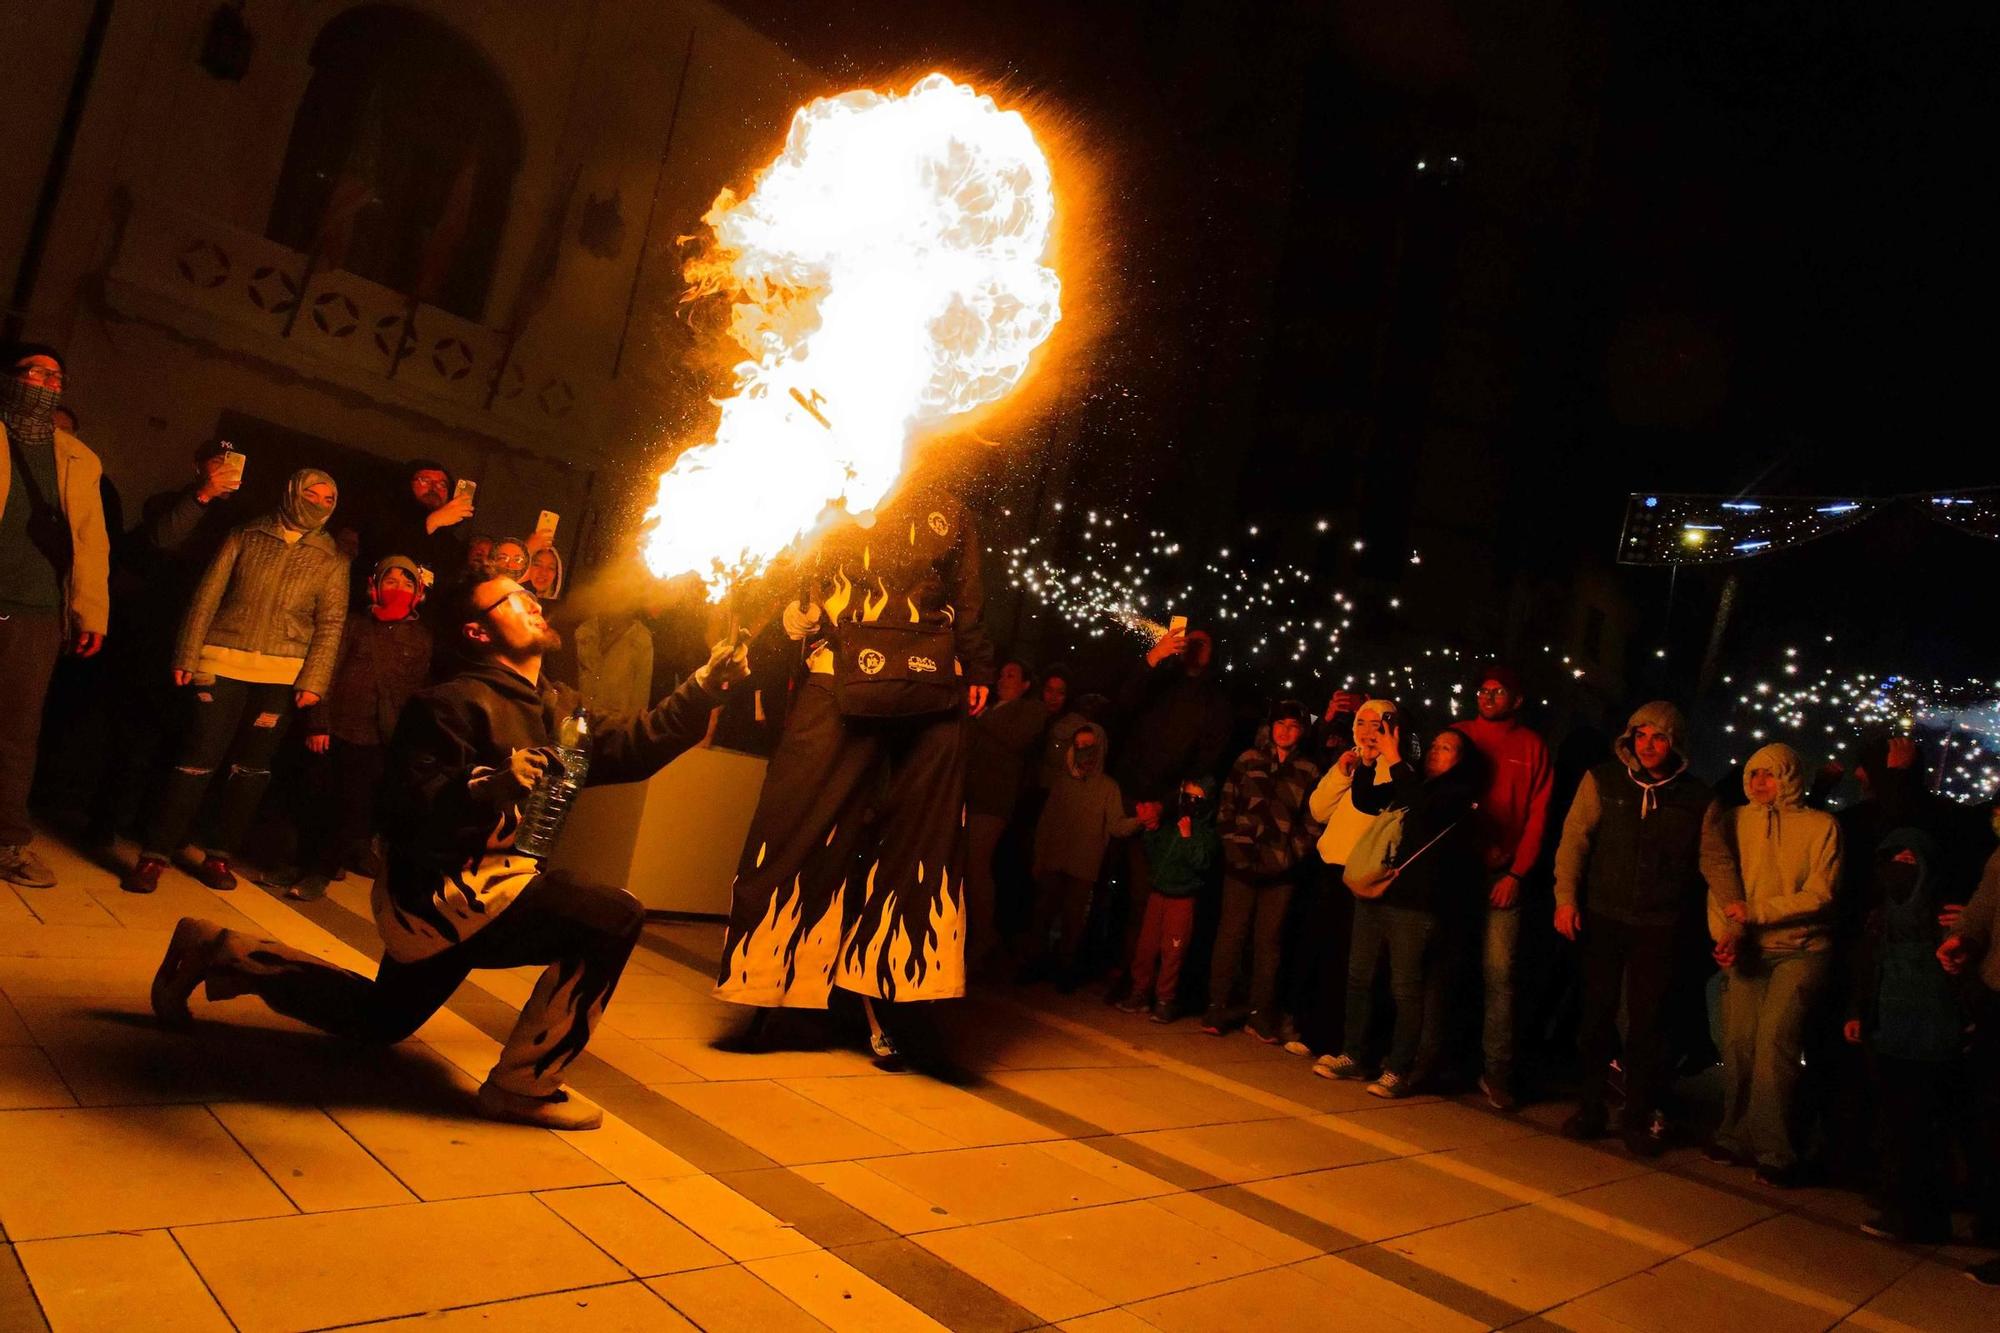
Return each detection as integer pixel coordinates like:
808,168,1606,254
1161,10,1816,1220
0,610,64,845
1576,916,1678,1127
1208,876,1295,1017
200,870,642,1097
1030,871,1096,971
1969,988,2000,1237
1871,1054,1954,1234
145,678,295,859
1343,901,1435,1075
298,740,386,875
716,678,967,1007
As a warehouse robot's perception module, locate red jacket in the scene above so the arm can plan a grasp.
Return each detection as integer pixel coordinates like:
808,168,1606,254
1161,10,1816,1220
1454,714,1554,879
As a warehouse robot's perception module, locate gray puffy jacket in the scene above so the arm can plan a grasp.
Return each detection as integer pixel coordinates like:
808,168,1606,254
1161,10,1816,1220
172,517,349,696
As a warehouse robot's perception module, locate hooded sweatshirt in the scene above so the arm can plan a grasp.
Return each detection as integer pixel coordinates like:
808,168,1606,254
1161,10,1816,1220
1219,730,1322,881
1310,697,1396,866
1702,742,1841,952
1851,828,1962,1061
1454,712,1554,878
1553,701,1717,926
1033,723,1139,880
1143,785,1220,897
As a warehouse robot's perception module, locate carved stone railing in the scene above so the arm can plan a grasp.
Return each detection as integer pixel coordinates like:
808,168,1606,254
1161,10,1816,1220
101,190,595,458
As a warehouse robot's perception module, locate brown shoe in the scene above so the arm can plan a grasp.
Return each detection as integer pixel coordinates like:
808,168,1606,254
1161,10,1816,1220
194,856,237,892
122,856,168,895
475,1081,604,1131
151,917,224,1028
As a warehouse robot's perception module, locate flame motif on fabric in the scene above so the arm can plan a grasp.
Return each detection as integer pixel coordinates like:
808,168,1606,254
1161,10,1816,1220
860,578,890,622
639,75,1062,599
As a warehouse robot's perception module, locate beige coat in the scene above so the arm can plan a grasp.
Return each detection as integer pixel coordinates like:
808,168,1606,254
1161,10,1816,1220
0,422,110,635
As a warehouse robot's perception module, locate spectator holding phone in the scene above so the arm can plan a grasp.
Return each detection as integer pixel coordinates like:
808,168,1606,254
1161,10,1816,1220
366,458,469,587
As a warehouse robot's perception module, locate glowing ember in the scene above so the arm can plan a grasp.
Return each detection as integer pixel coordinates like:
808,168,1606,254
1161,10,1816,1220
642,74,1062,597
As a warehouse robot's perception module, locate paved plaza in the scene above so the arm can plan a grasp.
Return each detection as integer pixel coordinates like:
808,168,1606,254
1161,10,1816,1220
0,835,1995,1332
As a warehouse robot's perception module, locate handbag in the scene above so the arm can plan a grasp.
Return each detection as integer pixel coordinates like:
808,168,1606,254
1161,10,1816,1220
1342,809,1462,899
830,622,962,719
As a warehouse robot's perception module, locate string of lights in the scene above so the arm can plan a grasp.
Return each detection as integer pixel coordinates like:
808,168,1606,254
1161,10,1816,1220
1618,486,2000,565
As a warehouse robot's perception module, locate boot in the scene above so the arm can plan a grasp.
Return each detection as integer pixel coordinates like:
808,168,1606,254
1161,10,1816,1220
151,917,225,1028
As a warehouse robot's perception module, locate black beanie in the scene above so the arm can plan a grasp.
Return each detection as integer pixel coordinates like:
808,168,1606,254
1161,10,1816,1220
4,342,65,373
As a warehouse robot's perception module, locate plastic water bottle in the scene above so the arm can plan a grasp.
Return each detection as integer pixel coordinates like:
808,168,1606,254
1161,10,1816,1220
514,708,591,859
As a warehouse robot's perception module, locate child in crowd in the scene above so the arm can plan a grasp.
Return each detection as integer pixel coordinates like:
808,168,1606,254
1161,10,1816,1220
1029,723,1138,985
1117,777,1219,1022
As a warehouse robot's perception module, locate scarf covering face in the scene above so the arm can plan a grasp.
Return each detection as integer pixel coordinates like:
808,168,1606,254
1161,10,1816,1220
281,467,338,533
1065,723,1108,779
0,377,60,445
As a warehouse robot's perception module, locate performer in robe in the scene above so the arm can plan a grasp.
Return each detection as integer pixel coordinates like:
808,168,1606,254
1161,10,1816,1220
714,470,993,1054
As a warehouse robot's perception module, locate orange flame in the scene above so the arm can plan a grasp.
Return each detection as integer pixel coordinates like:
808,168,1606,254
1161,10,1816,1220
641,74,1063,598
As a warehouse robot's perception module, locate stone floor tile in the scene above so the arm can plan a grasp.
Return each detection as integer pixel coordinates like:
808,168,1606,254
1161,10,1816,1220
0,993,31,1044
1559,1170,1777,1249
913,1226,1111,1322
569,1031,704,1085
1432,1133,1653,1200
356,1280,695,1330
1133,1263,1407,1332
794,1162,963,1234
643,1039,887,1081
1031,1140,1182,1199
208,1102,416,1212
0,1105,293,1239
559,1110,707,1185
535,1184,727,1276
0,1046,72,1109
1185,1054,1399,1113
835,1236,1044,1333
982,1066,1278,1135
0,1242,46,1333
15,1230,231,1332
174,1193,626,1332
1384,1202,1667,1312
863,1144,1148,1225
646,1264,830,1332
1243,1157,1515,1244
966,1199,1273,1305
716,1167,895,1249
1291,1253,1489,1331
1545,1257,1837,1333
944,1012,1146,1073
1700,1212,1927,1309
2,923,175,960
1841,1255,2000,1333
0,957,155,1001
1148,1190,1321,1264
325,1103,614,1199
1057,1313,1160,1332
629,1174,818,1261
784,1075,1052,1153
657,1080,906,1165
746,1249,949,1332
603,1001,737,1041
1122,1115,1390,1184
1321,1099,1542,1154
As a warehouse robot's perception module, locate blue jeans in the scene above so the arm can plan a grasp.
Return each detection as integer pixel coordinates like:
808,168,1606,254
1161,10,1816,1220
1482,901,1520,1077
1342,901,1436,1075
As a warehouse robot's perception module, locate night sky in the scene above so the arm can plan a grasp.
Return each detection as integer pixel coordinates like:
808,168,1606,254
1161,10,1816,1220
719,1,1997,687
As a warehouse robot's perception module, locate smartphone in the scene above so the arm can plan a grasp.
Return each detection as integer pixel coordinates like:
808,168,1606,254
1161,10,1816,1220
534,509,559,542
218,446,246,486
454,478,477,505
1168,614,1188,635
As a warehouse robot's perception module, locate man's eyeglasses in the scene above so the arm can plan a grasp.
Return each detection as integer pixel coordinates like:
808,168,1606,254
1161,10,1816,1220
11,364,62,388
1475,687,1509,699
473,588,542,619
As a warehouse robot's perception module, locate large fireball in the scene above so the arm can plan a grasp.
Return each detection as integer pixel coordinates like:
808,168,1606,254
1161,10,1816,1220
641,74,1063,598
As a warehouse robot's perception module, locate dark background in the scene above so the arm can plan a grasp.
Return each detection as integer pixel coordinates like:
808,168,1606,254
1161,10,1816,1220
722,1,1998,709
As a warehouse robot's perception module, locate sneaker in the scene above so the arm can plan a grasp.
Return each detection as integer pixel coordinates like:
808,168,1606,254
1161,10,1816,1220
1313,1053,1368,1081
122,855,168,895
475,1081,603,1131
1245,1011,1282,1044
1561,1104,1610,1140
1115,989,1151,1014
1701,1140,1747,1166
1199,1006,1227,1036
1149,1001,1175,1025
0,843,56,889
194,856,237,892
869,1028,899,1062
1478,1072,1517,1112
285,874,331,902
1968,1258,2000,1287
1860,1215,1952,1244
1282,1038,1314,1057
1622,1114,1669,1158
151,917,224,1028
1367,1071,1410,1099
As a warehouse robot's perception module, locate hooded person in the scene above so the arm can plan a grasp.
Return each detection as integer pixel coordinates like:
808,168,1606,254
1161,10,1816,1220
124,468,349,896
1550,701,1719,1157
1700,739,1841,1184
1027,722,1139,983
0,342,111,889
270,554,436,900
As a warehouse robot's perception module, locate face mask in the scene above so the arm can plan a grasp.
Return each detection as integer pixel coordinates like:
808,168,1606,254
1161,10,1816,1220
0,378,60,434
282,470,338,533
1067,741,1102,778
1879,859,1920,903
372,587,418,621
1177,788,1204,816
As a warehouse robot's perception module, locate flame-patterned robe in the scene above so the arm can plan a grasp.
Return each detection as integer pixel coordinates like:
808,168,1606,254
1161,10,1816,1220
715,482,993,1007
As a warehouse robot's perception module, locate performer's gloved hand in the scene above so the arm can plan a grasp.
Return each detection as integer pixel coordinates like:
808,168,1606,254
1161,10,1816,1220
782,601,822,641
695,630,752,690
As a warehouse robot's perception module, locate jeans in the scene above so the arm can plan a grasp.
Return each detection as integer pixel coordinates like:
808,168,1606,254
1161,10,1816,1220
1208,876,1294,1017
1716,949,1829,1169
0,610,63,845
1575,916,1678,1127
146,677,295,859
1128,892,1196,1007
297,740,386,875
1343,901,1436,1075
1482,901,1520,1077
197,869,643,1097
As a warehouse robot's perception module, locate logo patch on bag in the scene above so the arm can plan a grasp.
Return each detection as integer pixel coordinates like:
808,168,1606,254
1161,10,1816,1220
857,648,887,676
927,511,950,537
907,655,938,673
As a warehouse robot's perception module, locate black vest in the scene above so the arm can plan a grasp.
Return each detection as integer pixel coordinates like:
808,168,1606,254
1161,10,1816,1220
1584,758,1713,924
